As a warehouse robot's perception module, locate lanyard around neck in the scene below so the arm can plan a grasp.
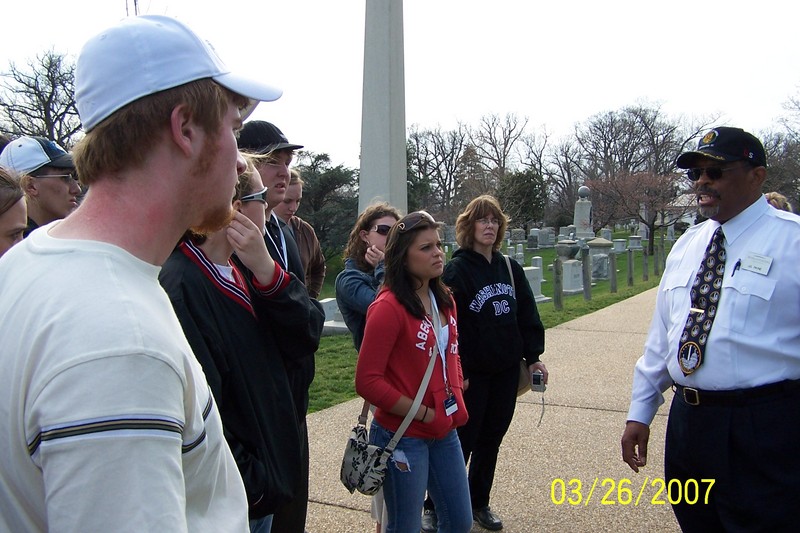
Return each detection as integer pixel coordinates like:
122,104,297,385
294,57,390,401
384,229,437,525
428,288,450,390
264,213,288,269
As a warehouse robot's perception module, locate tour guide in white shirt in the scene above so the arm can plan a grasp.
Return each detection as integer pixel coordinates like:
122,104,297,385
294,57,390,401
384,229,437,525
621,127,800,531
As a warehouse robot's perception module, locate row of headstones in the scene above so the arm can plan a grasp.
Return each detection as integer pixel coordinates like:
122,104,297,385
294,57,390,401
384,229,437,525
442,225,675,253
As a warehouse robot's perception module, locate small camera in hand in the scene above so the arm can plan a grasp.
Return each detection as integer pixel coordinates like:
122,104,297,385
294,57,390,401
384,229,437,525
531,370,546,392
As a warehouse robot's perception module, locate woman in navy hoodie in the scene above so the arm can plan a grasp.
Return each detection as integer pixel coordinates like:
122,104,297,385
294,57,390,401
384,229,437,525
431,195,547,532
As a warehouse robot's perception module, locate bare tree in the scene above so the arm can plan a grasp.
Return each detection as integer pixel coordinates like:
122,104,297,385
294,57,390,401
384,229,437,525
780,91,800,140
543,139,584,227
407,124,470,219
761,130,800,210
494,129,550,226
587,171,693,253
470,113,528,190
0,50,81,148
456,144,492,201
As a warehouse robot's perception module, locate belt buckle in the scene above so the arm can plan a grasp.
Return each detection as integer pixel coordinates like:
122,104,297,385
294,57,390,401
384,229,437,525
682,387,700,406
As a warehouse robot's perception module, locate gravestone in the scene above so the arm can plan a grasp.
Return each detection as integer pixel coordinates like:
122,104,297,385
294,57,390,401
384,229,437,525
443,224,456,245
319,297,343,322
628,235,643,250
612,239,627,253
555,240,583,295
531,256,545,282
561,260,584,294
574,185,595,239
600,227,613,241
524,266,552,304
527,232,539,250
591,254,610,280
538,228,554,248
510,228,526,243
666,224,675,241
587,237,613,258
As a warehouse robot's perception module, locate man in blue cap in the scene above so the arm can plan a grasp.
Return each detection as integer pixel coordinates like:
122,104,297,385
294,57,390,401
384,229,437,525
0,136,80,236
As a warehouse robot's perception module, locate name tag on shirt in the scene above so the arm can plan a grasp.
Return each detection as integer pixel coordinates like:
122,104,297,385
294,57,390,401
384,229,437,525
741,252,773,275
444,395,458,416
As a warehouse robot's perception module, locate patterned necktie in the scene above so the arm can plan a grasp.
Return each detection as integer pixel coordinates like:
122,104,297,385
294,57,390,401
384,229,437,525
677,227,726,376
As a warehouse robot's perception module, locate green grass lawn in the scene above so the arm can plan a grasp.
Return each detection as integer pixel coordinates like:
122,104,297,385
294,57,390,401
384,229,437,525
308,235,668,414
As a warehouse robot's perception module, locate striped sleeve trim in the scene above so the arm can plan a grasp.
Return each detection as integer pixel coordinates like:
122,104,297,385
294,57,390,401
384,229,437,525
182,393,213,453
251,262,290,297
28,415,184,456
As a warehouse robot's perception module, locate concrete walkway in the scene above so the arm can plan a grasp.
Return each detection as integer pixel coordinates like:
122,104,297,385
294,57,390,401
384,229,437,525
305,288,680,532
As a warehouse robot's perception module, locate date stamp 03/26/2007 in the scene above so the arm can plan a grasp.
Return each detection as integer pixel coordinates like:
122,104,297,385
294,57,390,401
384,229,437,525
550,478,715,507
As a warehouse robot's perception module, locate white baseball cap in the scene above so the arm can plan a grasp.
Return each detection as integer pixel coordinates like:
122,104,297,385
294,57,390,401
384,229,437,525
75,15,282,132
0,136,74,175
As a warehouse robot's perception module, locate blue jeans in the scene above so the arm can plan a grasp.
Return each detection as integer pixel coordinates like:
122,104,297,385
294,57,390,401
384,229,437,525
370,422,472,533
249,514,273,533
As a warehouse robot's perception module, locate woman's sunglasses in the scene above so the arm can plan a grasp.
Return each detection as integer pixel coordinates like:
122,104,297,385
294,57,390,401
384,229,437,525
396,211,436,233
241,186,268,203
370,224,392,236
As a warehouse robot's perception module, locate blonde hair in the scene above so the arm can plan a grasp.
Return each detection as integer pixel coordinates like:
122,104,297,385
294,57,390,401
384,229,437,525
765,191,793,213
289,168,304,187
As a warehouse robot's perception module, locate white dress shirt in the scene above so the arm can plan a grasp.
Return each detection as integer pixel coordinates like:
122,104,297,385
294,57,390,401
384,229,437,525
627,196,800,425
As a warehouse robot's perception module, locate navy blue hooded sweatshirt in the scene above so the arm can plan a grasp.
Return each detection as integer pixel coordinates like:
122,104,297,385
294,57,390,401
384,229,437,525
442,248,545,380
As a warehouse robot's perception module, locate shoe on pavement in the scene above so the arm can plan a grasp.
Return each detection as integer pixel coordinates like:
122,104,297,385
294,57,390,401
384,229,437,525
420,507,438,532
472,506,503,531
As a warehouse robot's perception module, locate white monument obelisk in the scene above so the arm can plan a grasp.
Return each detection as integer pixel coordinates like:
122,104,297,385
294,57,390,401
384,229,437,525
359,0,408,213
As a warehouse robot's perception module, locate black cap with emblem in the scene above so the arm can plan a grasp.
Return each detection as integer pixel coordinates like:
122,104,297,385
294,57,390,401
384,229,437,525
676,127,766,169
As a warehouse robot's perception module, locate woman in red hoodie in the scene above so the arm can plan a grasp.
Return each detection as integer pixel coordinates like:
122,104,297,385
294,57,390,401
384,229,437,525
355,211,472,533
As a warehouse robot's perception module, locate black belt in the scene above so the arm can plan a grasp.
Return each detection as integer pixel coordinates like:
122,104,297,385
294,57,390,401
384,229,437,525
673,379,800,407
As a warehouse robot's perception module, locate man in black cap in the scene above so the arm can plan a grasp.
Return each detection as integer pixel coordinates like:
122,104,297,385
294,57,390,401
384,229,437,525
238,120,324,533
238,121,306,281
0,136,81,236
621,127,800,530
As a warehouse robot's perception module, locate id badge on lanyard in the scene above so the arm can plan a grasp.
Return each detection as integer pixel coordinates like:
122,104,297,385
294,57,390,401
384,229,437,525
430,288,458,416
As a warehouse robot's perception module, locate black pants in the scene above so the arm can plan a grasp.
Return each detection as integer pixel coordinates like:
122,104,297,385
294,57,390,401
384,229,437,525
271,418,309,533
665,384,800,533
424,364,518,512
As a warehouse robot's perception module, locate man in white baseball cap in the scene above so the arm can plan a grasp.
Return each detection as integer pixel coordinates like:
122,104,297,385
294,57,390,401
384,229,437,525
0,15,281,532
0,135,81,236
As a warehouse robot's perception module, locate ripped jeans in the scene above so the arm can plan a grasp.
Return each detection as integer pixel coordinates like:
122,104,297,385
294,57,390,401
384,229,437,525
370,422,472,533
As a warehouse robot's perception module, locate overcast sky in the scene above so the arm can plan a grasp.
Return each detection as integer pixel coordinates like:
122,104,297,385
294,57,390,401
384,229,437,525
3,0,797,167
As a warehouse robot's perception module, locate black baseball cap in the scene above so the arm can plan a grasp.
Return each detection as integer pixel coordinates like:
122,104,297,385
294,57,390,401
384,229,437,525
237,120,303,154
676,127,766,169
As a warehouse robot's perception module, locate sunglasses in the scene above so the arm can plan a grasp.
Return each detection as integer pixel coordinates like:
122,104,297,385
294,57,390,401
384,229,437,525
397,211,436,233
370,224,392,235
686,164,744,181
241,186,268,203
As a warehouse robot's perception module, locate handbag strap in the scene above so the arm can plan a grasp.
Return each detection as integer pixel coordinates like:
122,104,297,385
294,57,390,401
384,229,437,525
385,337,439,453
505,255,528,371
356,310,441,453
504,254,515,294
